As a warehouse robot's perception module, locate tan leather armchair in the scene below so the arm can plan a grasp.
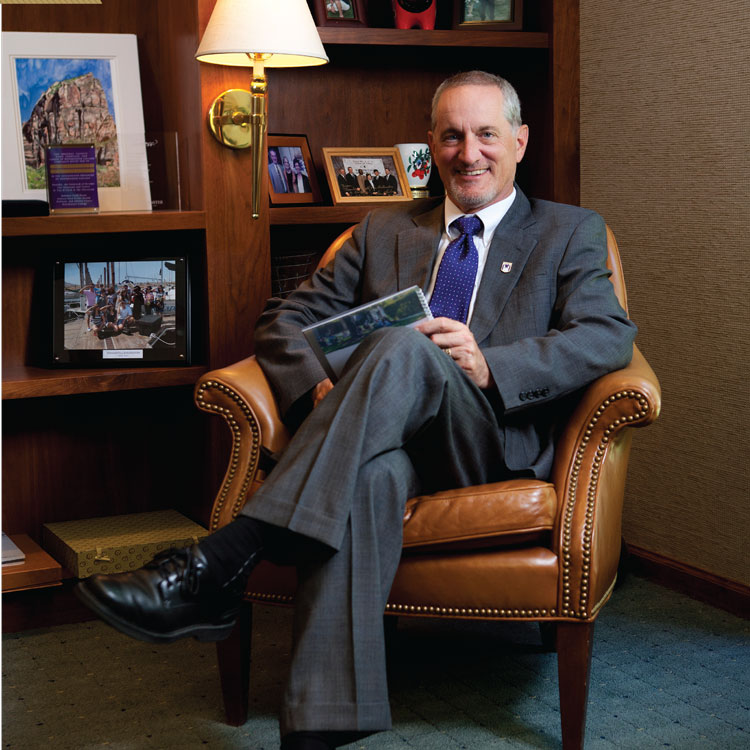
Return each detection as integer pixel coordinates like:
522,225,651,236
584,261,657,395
194,225,661,749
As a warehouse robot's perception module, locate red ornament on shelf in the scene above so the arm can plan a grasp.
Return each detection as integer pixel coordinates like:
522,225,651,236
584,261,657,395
392,0,436,30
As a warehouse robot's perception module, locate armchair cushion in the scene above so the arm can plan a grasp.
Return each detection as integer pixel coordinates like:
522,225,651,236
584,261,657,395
402,479,556,552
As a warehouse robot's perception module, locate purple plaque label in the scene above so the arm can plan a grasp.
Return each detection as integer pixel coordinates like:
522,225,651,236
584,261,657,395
46,144,99,213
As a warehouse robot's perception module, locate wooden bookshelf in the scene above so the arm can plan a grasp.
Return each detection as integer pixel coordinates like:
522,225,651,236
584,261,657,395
2,535,63,593
1,210,207,237
2,365,208,400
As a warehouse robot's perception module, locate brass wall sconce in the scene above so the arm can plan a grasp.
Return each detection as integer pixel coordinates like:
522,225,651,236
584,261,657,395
196,0,328,219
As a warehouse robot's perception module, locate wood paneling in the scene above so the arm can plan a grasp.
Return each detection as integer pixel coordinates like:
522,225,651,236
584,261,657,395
2,386,209,538
549,0,580,206
198,0,271,369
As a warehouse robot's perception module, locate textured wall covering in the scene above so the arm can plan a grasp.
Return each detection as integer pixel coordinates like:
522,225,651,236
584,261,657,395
580,0,749,584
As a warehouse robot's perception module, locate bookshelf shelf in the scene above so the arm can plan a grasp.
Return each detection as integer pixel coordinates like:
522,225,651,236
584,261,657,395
2,535,63,593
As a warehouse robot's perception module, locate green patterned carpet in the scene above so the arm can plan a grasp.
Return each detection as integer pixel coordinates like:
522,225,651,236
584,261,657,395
2,575,747,749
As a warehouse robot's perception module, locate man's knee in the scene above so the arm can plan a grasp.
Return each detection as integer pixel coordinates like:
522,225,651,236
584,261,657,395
348,325,439,367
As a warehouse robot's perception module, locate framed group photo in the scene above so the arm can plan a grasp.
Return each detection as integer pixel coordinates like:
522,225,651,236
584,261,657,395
51,255,192,368
267,134,322,206
1,31,151,212
453,0,523,30
310,0,368,28
322,147,412,205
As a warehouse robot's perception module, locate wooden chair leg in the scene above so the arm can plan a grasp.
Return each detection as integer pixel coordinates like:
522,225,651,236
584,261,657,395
556,620,595,750
216,599,253,726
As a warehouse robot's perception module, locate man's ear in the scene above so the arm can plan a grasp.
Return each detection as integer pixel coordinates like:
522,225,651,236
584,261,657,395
515,124,529,163
427,131,435,152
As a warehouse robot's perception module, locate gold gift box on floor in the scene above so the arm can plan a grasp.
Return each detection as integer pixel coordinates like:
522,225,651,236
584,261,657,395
43,510,209,578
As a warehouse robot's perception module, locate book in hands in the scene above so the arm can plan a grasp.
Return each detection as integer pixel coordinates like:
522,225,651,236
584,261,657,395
302,285,433,381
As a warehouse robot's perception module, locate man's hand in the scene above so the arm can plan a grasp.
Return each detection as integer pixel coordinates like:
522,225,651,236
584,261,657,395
312,378,334,408
415,317,495,389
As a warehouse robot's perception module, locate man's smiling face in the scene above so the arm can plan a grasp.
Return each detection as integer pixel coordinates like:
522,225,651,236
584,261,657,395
428,84,528,213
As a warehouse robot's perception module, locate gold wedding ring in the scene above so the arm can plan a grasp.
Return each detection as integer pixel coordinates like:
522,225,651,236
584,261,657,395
446,348,452,358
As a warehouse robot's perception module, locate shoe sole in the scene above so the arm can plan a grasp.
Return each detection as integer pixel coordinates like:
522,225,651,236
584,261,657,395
74,582,236,645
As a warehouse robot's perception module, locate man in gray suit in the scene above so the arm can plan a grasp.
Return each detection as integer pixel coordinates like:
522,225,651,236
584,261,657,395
76,71,636,750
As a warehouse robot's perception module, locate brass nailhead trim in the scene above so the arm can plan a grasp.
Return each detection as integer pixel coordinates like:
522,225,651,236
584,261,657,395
246,592,560,620
196,381,261,531
247,592,294,604
560,391,651,618
382,603,557,619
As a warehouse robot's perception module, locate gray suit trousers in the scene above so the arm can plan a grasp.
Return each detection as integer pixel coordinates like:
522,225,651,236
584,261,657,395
241,326,509,734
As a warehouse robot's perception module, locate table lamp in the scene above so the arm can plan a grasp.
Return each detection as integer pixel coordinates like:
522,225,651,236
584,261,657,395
195,0,328,219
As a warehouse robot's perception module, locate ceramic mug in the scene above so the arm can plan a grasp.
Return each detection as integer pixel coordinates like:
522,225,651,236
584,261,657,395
395,142,432,198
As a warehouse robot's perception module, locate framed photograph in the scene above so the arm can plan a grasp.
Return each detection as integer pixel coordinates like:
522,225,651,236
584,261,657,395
51,255,192,367
322,147,412,205
311,0,368,28
453,0,523,30
267,134,322,206
2,32,151,212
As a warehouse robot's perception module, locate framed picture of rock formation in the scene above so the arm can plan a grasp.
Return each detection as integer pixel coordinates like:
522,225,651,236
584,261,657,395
1,32,151,212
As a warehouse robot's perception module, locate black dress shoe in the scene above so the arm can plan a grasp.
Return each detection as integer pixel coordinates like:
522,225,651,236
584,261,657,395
74,544,259,644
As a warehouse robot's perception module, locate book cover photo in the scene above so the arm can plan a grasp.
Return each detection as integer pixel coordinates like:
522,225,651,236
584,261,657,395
302,285,432,381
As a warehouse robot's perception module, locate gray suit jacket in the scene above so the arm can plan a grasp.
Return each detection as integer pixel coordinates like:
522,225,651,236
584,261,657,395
255,187,637,478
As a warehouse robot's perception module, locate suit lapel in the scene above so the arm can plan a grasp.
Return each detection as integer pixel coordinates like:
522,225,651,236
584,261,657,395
395,202,443,291
470,190,538,343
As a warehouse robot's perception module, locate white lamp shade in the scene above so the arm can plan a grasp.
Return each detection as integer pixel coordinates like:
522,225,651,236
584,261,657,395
195,0,328,68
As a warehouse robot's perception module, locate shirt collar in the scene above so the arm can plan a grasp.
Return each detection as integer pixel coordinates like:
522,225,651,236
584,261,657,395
443,188,517,240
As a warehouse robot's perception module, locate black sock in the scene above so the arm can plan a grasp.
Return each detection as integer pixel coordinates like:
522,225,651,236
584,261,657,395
280,732,332,750
198,516,268,587
280,730,372,749
199,517,334,587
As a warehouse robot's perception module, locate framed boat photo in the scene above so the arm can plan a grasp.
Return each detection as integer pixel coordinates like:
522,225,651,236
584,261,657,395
51,254,193,368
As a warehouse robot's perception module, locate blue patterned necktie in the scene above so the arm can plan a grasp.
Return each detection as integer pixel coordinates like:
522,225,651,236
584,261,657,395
429,214,483,324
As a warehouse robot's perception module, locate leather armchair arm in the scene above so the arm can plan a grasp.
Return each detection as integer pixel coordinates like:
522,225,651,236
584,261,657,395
194,356,290,531
550,345,661,620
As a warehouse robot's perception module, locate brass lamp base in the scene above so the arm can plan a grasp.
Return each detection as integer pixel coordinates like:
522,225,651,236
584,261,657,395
207,88,253,149
206,73,268,219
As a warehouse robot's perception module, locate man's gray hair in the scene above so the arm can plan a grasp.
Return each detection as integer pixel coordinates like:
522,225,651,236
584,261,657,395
431,71,522,132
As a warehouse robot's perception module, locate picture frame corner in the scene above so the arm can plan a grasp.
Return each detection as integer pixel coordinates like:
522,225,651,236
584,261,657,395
311,0,369,29
453,0,524,31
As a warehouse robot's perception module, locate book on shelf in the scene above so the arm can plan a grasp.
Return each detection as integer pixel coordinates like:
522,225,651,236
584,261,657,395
2,532,26,566
302,285,432,382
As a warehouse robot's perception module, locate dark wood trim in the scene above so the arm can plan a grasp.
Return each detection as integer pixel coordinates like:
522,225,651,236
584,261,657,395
2,580,95,633
318,27,548,48
2,211,207,237
547,0,580,205
1,535,62,592
2,365,208,400
271,202,431,226
624,544,750,619
198,0,270,370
